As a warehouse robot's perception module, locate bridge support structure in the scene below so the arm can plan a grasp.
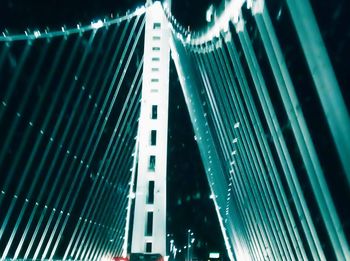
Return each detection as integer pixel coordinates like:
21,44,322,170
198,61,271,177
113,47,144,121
131,1,170,257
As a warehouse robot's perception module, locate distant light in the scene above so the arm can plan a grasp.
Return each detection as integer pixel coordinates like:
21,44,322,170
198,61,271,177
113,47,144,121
209,252,220,258
163,1,169,10
33,30,41,38
276,8,282,21
91,20,104,29
129,192,136,199
101,256,112,261
152,1,164,17
206,5,214,22
134,6,146,16
252,0,264,15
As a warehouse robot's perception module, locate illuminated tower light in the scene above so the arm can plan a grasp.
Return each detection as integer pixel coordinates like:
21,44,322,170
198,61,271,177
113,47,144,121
251,0,264,14
33,30,41,38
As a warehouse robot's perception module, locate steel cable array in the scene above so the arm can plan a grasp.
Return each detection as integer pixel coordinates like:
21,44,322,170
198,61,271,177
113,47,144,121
0,8,145,260
1,0,349,260
167,0,350,260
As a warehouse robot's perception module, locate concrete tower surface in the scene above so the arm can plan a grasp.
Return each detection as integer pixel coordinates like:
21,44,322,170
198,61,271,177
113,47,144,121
131,1,170,257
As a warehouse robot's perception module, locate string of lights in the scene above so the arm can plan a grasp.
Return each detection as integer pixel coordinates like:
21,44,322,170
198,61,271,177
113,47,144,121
0,6,146,42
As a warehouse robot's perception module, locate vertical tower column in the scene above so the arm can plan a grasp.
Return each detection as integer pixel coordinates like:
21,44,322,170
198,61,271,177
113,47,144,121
131,1,170,256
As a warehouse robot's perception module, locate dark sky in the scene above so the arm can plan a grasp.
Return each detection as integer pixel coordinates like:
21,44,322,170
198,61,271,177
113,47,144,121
0,0,220,32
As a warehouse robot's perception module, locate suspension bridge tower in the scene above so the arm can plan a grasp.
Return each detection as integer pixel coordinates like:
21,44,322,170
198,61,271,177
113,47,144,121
131,0,170,257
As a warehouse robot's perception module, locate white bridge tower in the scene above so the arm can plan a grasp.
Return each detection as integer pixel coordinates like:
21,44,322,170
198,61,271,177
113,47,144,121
131,1,170,256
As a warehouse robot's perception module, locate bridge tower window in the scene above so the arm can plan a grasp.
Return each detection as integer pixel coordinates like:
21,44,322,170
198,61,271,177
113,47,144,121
147,181,155,204
146,212,153,236
146,242,152,253
149,155,156,171
151,105,158,119
151,130,157,145
153,22,161,29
